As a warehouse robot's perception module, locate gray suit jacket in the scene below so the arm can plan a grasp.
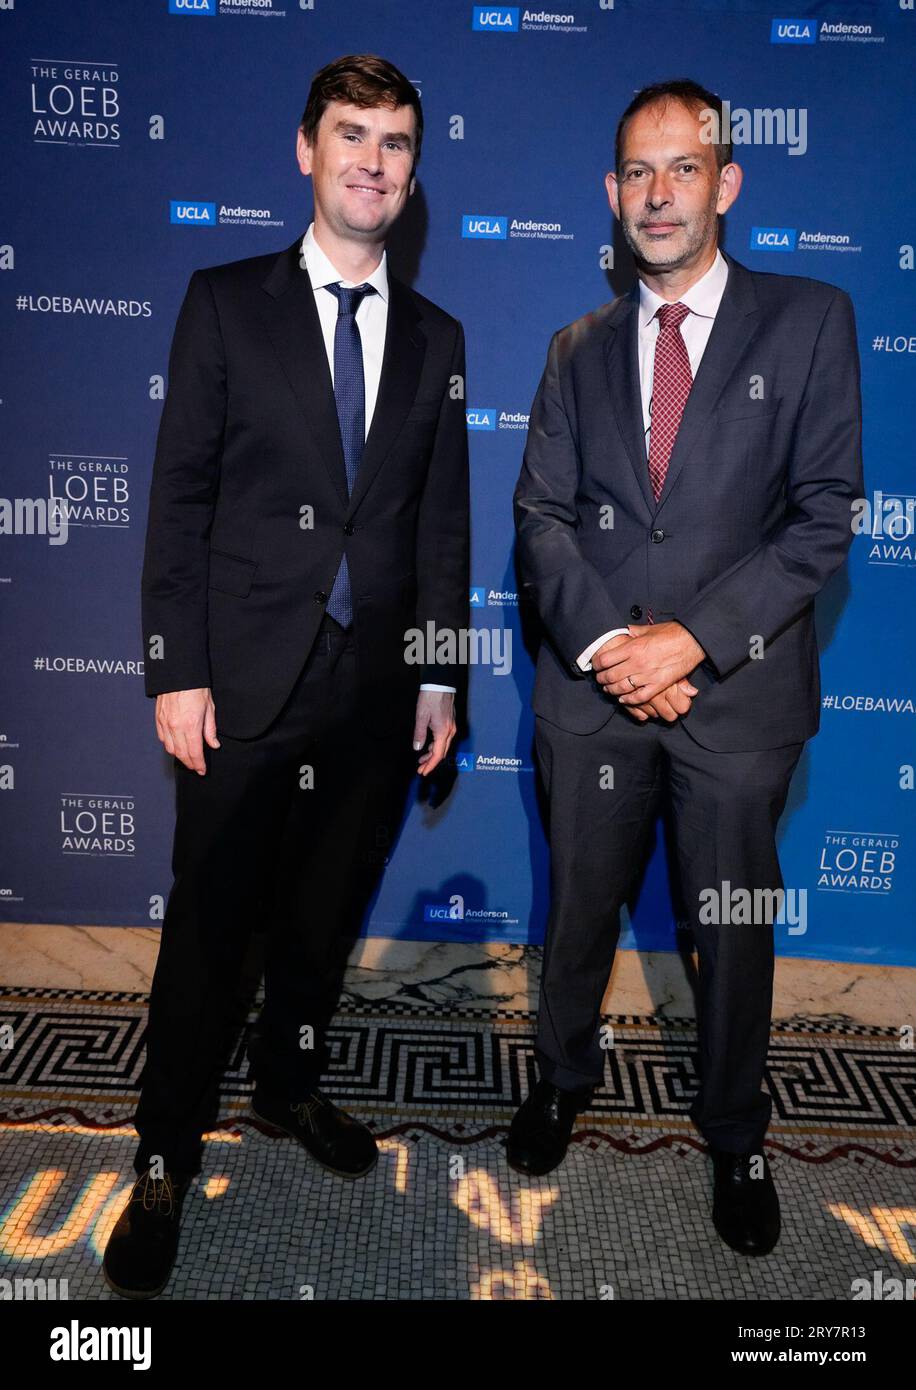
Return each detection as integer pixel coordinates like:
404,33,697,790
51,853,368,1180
513,249,863,752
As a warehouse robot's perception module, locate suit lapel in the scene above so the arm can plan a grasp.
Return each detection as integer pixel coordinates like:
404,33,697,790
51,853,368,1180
602,249,761,516
653,250,761,513
603,285,655,514
260,237,426,514
260,237,349,504
348,275,425,515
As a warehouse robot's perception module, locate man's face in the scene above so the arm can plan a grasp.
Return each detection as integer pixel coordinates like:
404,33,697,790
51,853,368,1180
607,98,739,272
296,99,417,242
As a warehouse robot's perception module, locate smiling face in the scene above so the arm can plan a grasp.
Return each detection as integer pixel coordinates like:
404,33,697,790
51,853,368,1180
296,98,417,244
607,97,740,275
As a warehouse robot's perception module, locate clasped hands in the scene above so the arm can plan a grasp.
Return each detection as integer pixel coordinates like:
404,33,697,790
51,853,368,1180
590,622,705,723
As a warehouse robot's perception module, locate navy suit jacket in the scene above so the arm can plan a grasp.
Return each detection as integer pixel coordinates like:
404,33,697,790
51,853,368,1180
513,249,863,752
141,235,470,740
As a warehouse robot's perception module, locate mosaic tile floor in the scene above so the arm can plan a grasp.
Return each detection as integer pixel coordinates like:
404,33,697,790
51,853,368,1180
1,987,914,1301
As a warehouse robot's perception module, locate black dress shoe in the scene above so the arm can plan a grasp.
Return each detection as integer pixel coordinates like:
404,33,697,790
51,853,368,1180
506,1078,592,1176
710,1146,781,1256
250,1085,378,1179
102,1169,192,1299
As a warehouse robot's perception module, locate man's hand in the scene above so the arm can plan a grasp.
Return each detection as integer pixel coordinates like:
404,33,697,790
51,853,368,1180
589,630,633,668
623,679,698,723
413,690,456,776
155,688,219,775
593,621,705,704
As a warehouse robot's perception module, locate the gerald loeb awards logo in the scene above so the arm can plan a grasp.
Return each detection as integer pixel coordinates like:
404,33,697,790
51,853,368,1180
30,61,120,147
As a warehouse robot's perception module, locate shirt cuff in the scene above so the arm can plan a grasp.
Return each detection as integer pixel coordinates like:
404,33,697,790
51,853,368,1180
577,628,630,672
419,683,457,693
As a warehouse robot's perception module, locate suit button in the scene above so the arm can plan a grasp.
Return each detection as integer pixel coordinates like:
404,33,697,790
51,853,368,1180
651,529,665,543
630,604,642,620
343,522,354,535
314,590,328,604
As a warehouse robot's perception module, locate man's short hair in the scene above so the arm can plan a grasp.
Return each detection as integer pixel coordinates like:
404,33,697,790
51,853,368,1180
300,54,423,175
615,78,733,173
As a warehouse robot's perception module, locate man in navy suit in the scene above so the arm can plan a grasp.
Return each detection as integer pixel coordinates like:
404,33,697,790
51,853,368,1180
511,79,862,1256
104,54,469,1298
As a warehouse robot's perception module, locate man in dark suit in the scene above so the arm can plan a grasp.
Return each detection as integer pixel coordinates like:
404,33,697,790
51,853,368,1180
104,54,469,1298
510,79,862,1256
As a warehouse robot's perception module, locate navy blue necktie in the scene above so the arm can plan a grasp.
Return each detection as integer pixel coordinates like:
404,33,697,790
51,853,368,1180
323,281,377,628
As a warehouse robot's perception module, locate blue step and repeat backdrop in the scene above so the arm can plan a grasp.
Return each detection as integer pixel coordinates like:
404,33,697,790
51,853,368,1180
1,1,914,965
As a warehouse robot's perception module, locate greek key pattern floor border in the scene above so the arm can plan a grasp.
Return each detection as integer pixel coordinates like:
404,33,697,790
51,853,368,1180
0,988,913,1164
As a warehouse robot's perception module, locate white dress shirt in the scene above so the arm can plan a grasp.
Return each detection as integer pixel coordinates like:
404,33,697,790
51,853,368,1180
299,223,455,694
577,247,730,672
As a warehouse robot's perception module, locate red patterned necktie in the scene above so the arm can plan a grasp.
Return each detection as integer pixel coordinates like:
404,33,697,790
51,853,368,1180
644,301,692,625
647,300,693,502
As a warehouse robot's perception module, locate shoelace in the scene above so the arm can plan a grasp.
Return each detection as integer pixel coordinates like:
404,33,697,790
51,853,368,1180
136,1171,179,1214
291,1094,327,1130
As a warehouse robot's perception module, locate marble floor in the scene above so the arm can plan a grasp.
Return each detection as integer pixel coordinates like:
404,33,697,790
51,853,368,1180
2,923,913,1025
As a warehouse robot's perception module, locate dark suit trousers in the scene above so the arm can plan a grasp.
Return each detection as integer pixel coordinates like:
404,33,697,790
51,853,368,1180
533,708,803,1153
133,613,414,1177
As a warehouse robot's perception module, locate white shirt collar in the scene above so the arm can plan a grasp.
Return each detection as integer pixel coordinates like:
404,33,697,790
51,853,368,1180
637,246,728,327
299,220,389,303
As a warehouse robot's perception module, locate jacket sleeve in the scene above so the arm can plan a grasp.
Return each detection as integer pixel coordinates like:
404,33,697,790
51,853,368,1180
513,329,629,674
677,289,863,679
415,320,471,692
141,270,226,696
